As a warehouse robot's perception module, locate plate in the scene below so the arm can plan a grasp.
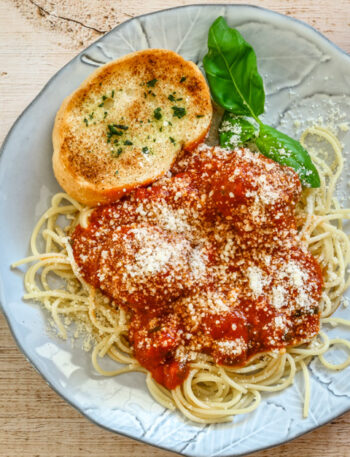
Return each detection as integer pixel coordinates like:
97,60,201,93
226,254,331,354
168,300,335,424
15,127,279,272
1,5,350,456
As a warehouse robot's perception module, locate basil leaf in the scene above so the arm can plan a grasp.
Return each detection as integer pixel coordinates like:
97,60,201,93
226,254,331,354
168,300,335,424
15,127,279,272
203,16,320,188
219,112,257,148
255,124,320,188
203,16,265,118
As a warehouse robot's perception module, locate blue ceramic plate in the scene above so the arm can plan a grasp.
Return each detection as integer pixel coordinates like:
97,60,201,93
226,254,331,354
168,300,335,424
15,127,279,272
1,5,350,456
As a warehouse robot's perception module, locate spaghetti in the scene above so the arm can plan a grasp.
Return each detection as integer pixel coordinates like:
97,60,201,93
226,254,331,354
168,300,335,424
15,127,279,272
12,126,350,423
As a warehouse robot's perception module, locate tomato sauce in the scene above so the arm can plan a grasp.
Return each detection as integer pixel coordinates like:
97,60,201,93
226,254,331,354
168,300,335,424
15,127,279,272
72,146,323,390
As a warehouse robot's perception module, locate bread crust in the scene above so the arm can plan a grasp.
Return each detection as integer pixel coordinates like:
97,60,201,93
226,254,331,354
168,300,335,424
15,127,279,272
53,49,212,206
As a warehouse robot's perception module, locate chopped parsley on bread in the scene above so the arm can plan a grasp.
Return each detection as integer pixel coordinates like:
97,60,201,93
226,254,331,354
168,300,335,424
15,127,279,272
53,49,212,206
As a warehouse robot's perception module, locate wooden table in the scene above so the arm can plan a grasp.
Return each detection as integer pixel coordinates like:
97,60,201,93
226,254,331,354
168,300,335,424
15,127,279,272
1,1,349,456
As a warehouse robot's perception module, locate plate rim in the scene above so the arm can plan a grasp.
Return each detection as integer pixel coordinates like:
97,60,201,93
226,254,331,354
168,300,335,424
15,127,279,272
1,4,350,457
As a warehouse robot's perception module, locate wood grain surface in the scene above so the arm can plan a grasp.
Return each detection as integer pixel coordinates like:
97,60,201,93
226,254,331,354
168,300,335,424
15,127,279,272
1,1,350,456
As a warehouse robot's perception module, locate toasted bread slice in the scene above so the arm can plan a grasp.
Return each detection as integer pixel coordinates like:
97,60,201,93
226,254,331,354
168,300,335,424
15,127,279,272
53,49,212,206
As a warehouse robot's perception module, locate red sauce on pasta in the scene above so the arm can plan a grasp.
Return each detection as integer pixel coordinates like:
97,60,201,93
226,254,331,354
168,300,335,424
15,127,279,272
72,146,323,390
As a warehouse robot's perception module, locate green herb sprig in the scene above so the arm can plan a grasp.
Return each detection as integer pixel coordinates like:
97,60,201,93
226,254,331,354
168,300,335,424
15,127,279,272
153,107,162,120
203,16,320,187
146,79,158,87
172,106,186,119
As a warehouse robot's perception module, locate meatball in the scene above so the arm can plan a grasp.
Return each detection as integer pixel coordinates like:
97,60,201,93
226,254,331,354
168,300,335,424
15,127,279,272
173,146,301,232
96,224,195,310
